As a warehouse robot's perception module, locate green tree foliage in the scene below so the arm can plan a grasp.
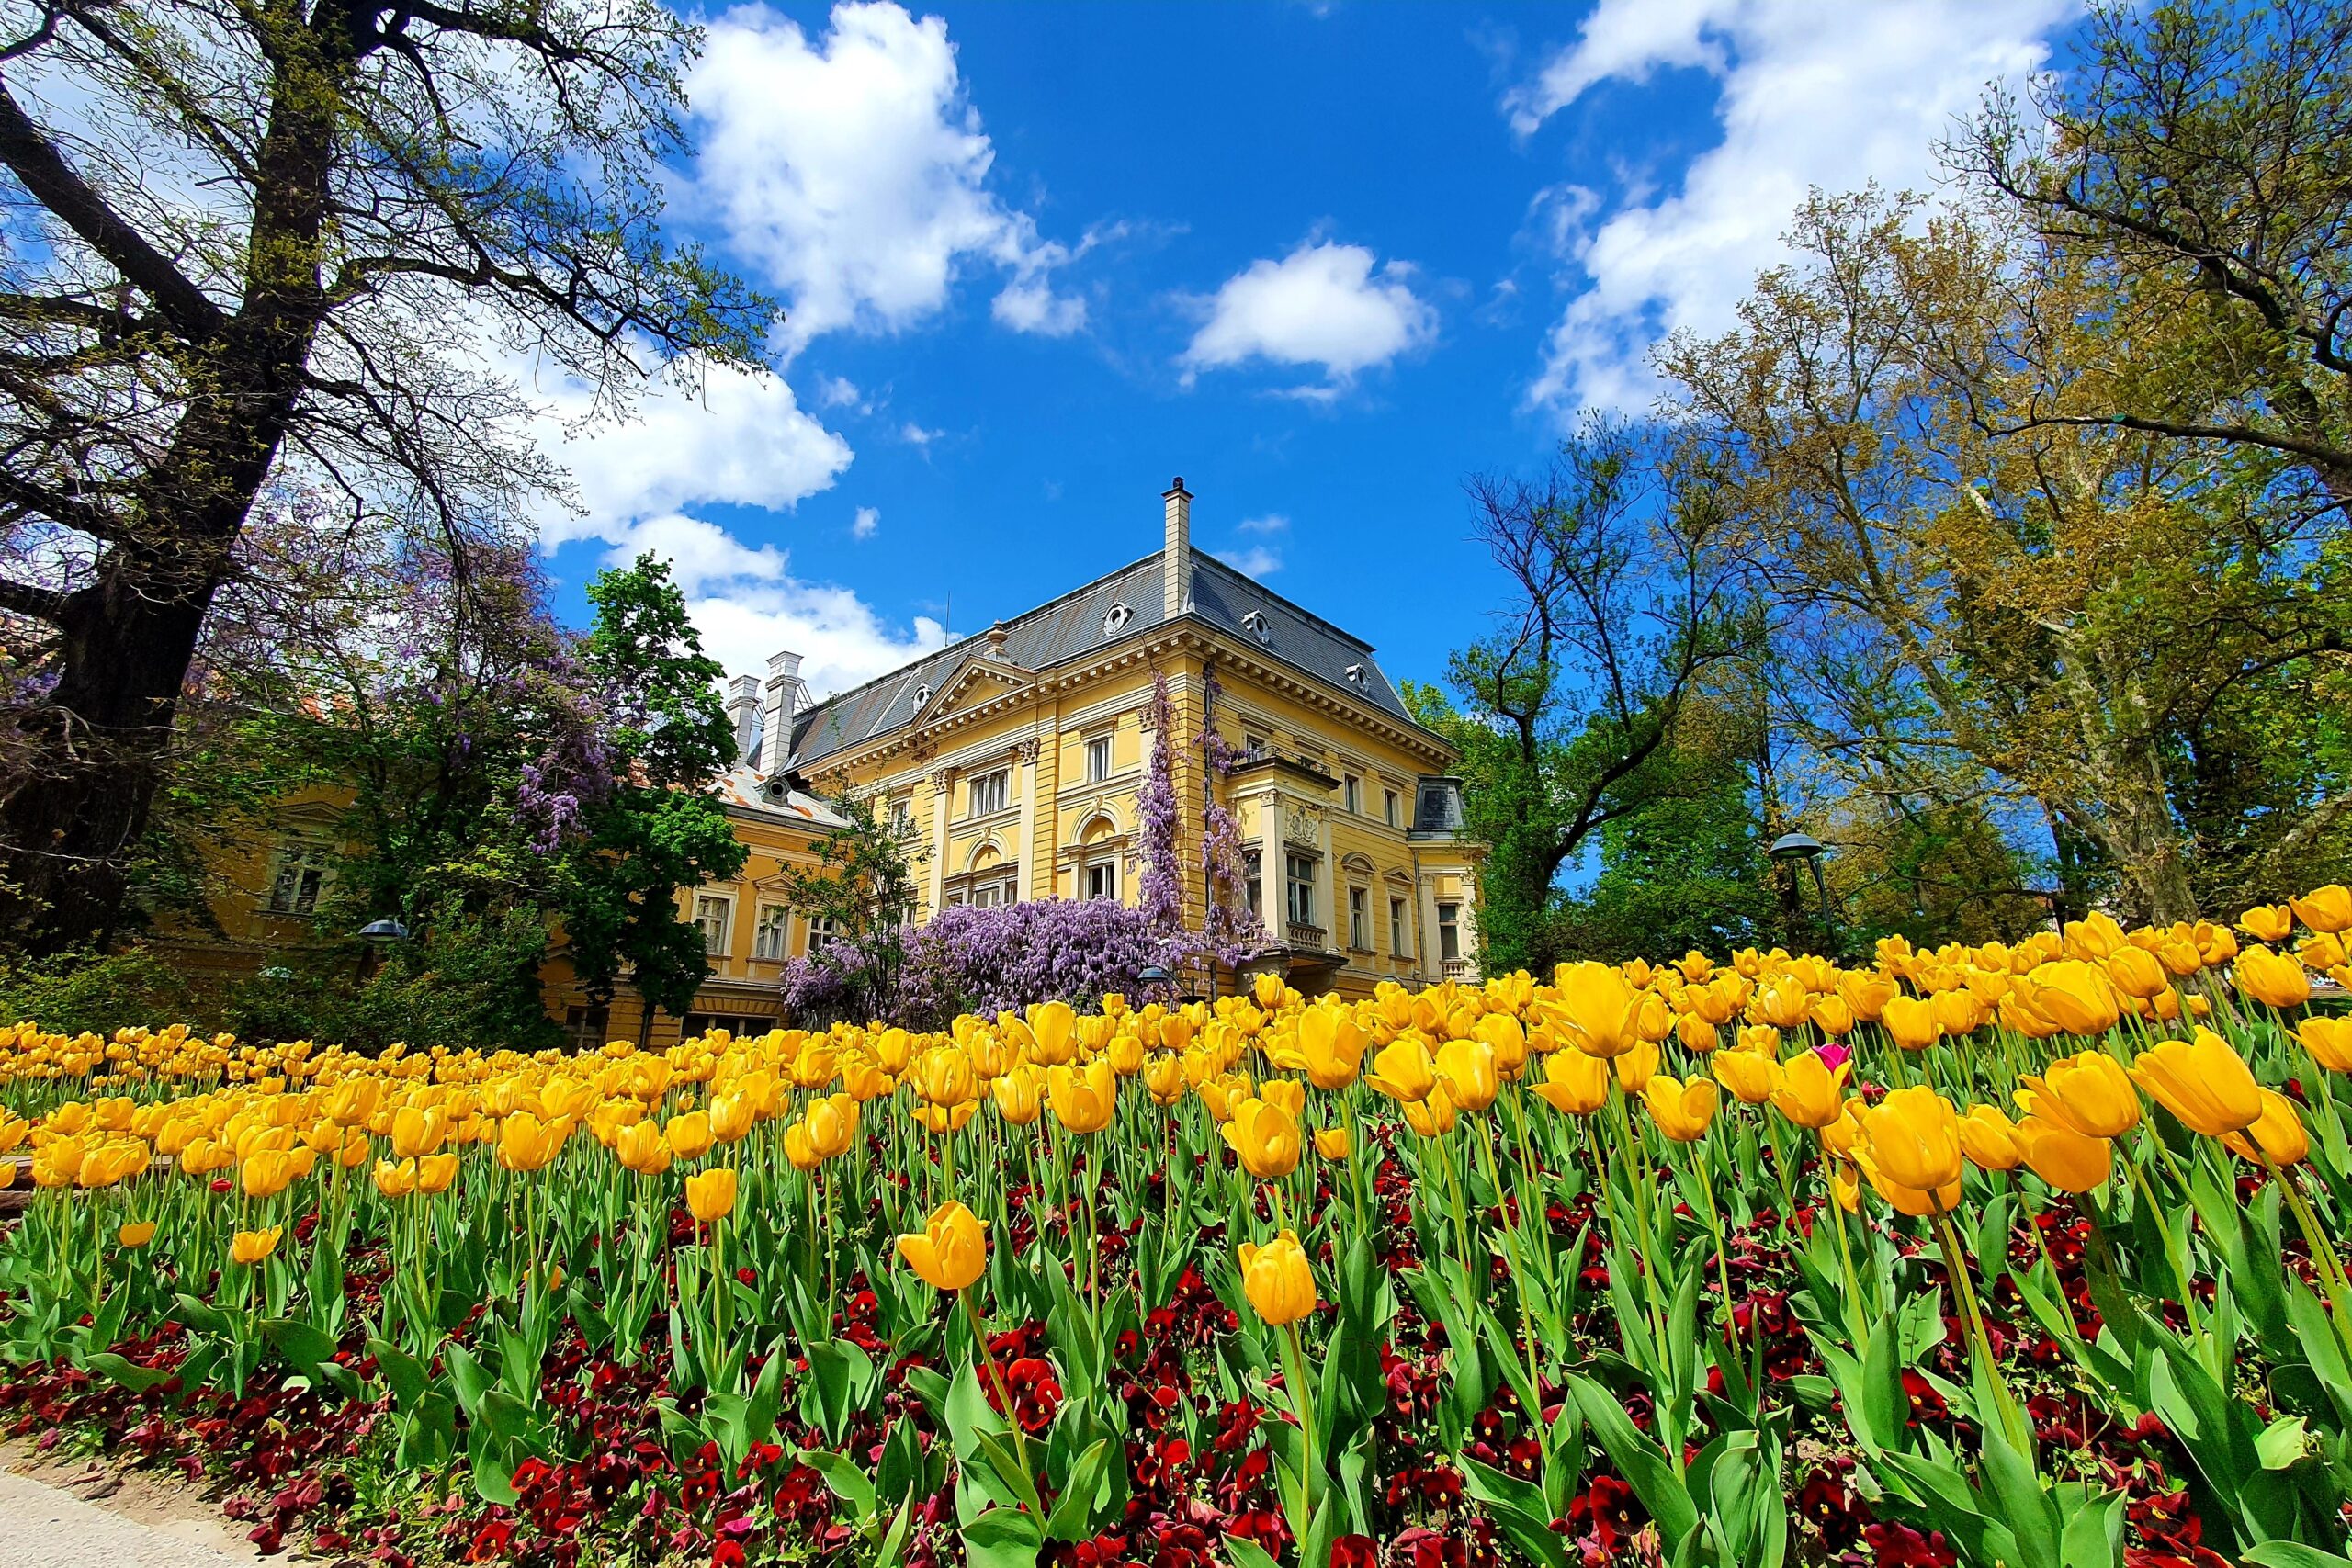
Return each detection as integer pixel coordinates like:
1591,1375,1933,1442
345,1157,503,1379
771,790,928,1021
559,557,749,1042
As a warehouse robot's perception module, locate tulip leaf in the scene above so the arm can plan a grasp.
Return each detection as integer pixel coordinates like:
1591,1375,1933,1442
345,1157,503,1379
1568,1372,1699,1545
2244,1546,2352,1568
1044,1437,1115,1540
84,1351,172,1393
961,1500,1044,1568
1223,1537,1280,1568
1458,1453,1568,1568
805,1448,877,1520
259,1315,338,1376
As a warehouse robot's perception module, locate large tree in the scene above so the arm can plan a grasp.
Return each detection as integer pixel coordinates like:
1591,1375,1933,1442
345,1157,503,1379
0,0,771,950
1412,420,1760,976
1955,0,2352,508
1660,190,2352,923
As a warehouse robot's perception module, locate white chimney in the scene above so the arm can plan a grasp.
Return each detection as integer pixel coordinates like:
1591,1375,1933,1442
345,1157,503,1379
1162,477,1192,618
726,674,761,766
758,650,803,779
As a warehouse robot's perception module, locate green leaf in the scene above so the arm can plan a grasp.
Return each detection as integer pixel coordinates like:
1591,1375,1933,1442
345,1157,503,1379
804,1450,877,1521
1459,1454,1568,1568
2255,1414,2311,1471
85,1352,172,1393
2244,1546,2352,1568
1224,1538,1281,1568
1045,1438,1117,1542
961,1504,1045,1568
1568,1373,1698,1545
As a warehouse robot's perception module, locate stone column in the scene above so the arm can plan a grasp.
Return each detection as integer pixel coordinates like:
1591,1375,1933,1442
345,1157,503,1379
927,767,954,916
1015,737,1042,903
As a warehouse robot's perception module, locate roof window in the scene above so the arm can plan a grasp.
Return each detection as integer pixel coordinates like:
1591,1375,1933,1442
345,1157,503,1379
1240,610,1272,645
1102,600,1133,635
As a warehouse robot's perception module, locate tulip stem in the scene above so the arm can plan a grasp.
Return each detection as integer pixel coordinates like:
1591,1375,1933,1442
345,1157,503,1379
2267,1156,2352,1368
1278,1320,1320,1535
961,1287,1029,1483
1820,1134,1866,1357
1931,1209,2031,1461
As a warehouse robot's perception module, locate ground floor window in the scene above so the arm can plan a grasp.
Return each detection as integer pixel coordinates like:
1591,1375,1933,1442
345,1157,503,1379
683,1011,768,1041
1437,901,1461,962
564,1006,609,1052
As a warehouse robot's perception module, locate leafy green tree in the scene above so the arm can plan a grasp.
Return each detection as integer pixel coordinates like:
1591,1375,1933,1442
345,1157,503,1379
772,790,928,1021
559,557,749,1045
1410,422,1761,976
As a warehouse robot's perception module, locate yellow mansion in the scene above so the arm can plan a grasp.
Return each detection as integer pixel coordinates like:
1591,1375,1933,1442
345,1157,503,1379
196,479,1482,1047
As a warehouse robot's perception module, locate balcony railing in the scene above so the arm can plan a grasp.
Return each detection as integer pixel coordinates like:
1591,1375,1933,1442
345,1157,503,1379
1287,920,1326,948
1441,957,1472,981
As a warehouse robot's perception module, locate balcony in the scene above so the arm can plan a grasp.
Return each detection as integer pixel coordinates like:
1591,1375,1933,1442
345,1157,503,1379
1441,957,1472,982
1286,920,1326,948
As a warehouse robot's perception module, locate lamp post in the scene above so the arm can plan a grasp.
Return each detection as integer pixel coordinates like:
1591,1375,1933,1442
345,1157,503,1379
355,915,411,982
1769,831,1838,955
1136,964,1172,1003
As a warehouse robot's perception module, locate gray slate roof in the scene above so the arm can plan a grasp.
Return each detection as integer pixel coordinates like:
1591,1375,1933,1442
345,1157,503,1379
786,547,1419,772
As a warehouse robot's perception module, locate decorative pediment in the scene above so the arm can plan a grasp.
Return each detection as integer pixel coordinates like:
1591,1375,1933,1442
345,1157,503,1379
1340,852,1376,877
916,656,1034,724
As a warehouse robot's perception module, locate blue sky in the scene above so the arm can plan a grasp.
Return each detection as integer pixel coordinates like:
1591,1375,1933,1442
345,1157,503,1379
526,0,2079,702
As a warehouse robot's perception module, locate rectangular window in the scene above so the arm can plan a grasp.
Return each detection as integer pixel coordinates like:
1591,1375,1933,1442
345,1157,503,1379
967,769,1009,817
684,1012,766,1041
1437,901,1461,962
1244,733,1268,759
266,841,333,915
1343,773,1362,814
1348,887,1369,949
565,1006,609,1052
888,798,914,835
694,894,731,956
972,882,1001,908
1243,849,1263,919
1086,860,1117,902
1085,735,1113,782
752,904,790,961
806,911,840,954
1285,853,1317,929
1390,897,1408,957
1384,789,1400,828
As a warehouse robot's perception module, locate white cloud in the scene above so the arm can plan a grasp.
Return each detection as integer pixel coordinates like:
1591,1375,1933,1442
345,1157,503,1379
1511,0,2073,414
1236,513,1290,536
899,421,943,447
852,505,880,539
687,575,948,697
598,513,789,591
688,2,1088,349
519,354,853,545
1215,546,1283,577
816,373,866,410
1180,241,1438,390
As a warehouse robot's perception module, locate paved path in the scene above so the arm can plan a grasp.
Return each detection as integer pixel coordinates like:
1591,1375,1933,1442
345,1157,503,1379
0,1468,254,1568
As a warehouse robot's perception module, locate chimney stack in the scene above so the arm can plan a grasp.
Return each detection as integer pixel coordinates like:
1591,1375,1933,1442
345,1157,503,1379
726,674,762,766
758,650,804,779
1162,477,1192,618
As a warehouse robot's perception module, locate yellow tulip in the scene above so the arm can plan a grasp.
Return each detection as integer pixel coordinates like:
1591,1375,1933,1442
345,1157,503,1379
2223,1089,2310,1168
1541,963,1644,1058
1613,1039,1658,1095
664,1111,714,1161
1879,996,1940,1053
1313,1126,1351,1161
231,1226,282,1267
1220,1097,1303,1179
1642,1075,1718,1143
805,1093,861,1158
240,1148,297,1200
1363,1036,1439,1102
374,1157,417,1198
1400,1083,1460,1138
1275,1005,1368,1089
1711,1049,1781,1106
1236,1229,1317,1326
2025,1051,2141,1139
2235,945,2312,1010
685,1167,738,1224
1856,1087,1963,1197
2131,1032,2263,1137
1768,1051,1850,1131
2026,961,2121,1036
415,1152,458,1193
2290,885,2352,935
390,1104,448,1159
782,1122,820,1172
708,1091,758,1144
615,1121,673,1175
117,1221,157,1248
1957,1105,2022,1171
1141,1055,1187,1106
1677,1013,1720,1054
2015,1117,2111,1194
2240,903,2296,943
2105,946,2169,1001
1046,1059,1117,1134
898,1201,987,1292
1434,1038,1498,1112
1528,1049,1610,1116
2298,1016,2352,1073
497,1111,566,1173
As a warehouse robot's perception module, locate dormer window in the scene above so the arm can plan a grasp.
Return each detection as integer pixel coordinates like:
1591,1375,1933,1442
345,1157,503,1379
1240,610,1272,645
912,683,933,707
1343,662,1366,686
1102,600,1133,636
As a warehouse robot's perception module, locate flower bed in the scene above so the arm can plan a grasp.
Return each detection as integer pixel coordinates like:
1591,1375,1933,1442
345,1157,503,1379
2,891,2351,1566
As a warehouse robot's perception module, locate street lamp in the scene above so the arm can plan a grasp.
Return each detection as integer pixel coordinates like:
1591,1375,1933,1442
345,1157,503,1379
355,916,411,984
1769,831,1838,952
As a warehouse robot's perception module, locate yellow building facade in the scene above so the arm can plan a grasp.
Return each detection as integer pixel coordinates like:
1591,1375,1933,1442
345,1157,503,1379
175,479,1481,1047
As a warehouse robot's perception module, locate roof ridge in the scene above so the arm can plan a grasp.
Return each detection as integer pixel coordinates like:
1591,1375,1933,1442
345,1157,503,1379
794,550,1162,721
1186,547,1375,655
